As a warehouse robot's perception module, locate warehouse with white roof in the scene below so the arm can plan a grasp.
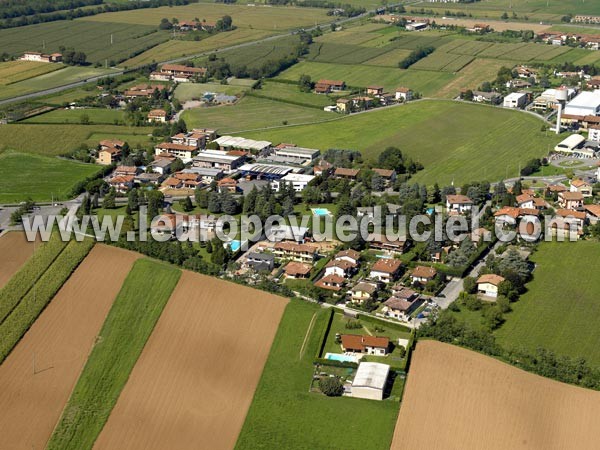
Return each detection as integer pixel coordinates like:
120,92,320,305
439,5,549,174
564,91,600,117
350,362,390,401
214,136,272,152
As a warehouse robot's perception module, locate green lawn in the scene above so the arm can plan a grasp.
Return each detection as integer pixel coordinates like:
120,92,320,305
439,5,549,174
174,82,250,102
495,241,600,368
276,60,454,95
0,151,101,203
240,100,561,186
181,95,333,133
235,300,400,450
22,108,126,125
47,259,181,450
0,124,154,156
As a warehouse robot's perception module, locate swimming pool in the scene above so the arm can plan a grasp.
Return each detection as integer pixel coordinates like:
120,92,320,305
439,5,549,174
324,353,359,364
312,208,332,216
228,240,242,252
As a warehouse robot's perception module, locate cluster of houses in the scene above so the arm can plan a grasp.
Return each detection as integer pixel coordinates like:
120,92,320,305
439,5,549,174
20,51,62,63
537,32,600,50
317,80,414,113
149,64,207,83
173,19,216,32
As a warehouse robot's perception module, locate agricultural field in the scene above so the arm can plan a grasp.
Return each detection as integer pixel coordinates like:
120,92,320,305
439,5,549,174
363,48,413,67
181,95,333,133
0,20,169,64
121,28,275,68
252,81,335,108
47,258,181,450
0,60,63,85
0,232,36,288
94,271,288,450
276,61,454,95
235,300,400,450
411,52,474,72
391,340,600,450
0,124,154,156
0,151,101,203
433,58,510,98
0,66,119,101
174,82,250,102
495,241,600,367
83,3,331,31
22,107,126,125
241,100,560,186
0,246,139,450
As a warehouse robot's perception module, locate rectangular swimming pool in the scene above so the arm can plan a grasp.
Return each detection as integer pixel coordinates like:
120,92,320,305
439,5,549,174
325,353,359,364
312,208,332,216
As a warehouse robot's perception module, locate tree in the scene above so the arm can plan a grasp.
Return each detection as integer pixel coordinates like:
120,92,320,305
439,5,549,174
103,187,116,209
319,377,344,397
195,187,209,209
146,190,164,219
179,196,193,212
463,276,477,294
221,192,239,215
80,113,90,125
298,74,313,92
484,306,504,330
371,173,385,192
128,188,139,212
159,18,173,30
171,158,184,173
208,192,222,214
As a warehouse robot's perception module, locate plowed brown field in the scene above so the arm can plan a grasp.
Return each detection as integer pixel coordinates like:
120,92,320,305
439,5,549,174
0,245,139,450
0,231,36,288
391,340,600,450
94,270,288,450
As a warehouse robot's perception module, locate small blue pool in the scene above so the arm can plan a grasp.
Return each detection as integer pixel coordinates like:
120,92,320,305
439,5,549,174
312,208,331,216
426,208,435,215
324,353,359,363
229,240,241,252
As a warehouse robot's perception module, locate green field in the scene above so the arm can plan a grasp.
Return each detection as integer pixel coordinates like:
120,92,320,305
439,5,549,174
252,81,335,108
0,124,154,156
0,238,95,363
240,100,561,186
174,82,250,102
235,300,400,450
277,61,454,95
22,108,126,125
0,20,169,64
496,241,600,367
0,66,119,101
0,60,63,85
0,151,101,203
411,52,474,72
181,95,333,133
47,259,181,450
421,0,600,17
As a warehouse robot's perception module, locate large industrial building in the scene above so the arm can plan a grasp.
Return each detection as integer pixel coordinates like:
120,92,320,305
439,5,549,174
564,91,600,117
350,362,390,401
214,136,272,153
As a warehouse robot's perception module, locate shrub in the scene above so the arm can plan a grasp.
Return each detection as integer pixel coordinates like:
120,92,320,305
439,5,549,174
319,376,344,397
345,319,362,329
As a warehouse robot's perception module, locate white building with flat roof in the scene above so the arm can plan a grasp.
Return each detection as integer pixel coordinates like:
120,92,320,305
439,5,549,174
271,173,315,192
564,91,600,117
351,362,390,401
503,92,528,109
273,145,320,162
214,136,271,152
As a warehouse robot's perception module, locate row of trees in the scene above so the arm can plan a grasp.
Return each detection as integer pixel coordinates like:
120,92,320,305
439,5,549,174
398,46,435,69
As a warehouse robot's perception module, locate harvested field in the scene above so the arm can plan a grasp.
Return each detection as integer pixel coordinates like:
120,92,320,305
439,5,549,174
0,232,35,288
94,271,288,450
434,17,550,33
0,245,139,450
391,340,600,450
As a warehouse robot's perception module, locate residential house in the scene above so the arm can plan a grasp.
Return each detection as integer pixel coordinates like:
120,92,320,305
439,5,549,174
446,194,473,214
284,261,311,279
349,281,379,304
476,274,505,298
246,252,275,272
315,79,345,93
271,173,315,192
20,51,62,63
313,160,333,177
395,87,413,101
555,209,586,234
366,86,384,96
382,295,421,321
217,177,238,193
472,91,502,105
273,241,317,263
124,84,164,98
159,64,207,79
584,204,600,224
108,175,134,193
148,157,174,175
334,249,360,266
97,139,124,165
336,98,351,113
135,172,164,186
148,109,168,123
161,177,183,190
570,179,593,197
410,266,437,285
503,92,528,108
324,259,357,279
516,193,535,209
334,167,360,180
369,258,402,283
370,234,407,254
114,165,140,177
558,191,584,209
371,168,396,186
340,335,389,356
314,274,345,291
390,285,419,302
155,142,197,159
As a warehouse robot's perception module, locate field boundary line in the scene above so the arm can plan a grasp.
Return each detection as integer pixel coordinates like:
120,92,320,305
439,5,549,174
299,312,317,360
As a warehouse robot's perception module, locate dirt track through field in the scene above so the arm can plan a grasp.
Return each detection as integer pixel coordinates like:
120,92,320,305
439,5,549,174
391,340,600,450
0,245,139,450
0,231,36,288
94,270,288,450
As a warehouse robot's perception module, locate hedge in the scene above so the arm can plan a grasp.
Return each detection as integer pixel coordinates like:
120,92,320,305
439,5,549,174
0,234,68,324
313,358,358,369
314,308,334,359
0,239,94,363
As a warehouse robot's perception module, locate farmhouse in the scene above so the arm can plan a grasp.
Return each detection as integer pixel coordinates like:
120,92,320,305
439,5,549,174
273,241,316,263
271,173,315,192
193,150,246,172
147,109,168,123
369,258,402,283
284,261,311,279
477,274,505,299
124,84,164,98
558,191,584,209
411,266,437,285
341,335,389,356
446,194,473,214
20,51,62,63
395,87,413,101
246,252,274,272
336,98,351,112
349,281,379,304
351,362,390,401
160,64,207,78
315,79,346,94
503,92,528,109
155,142,197,160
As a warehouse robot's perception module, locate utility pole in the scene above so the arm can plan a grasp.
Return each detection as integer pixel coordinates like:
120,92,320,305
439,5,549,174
110,34,113,45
